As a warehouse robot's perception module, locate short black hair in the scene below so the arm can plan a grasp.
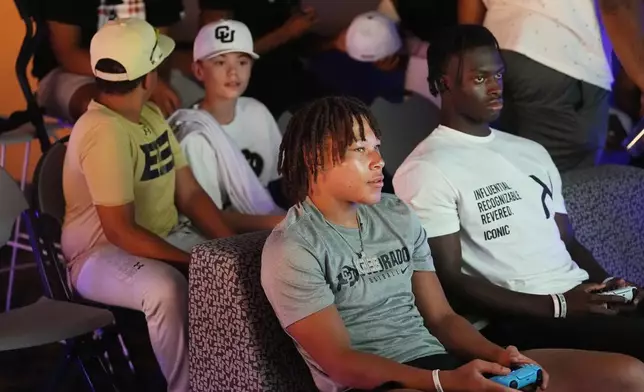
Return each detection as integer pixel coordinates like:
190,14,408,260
426,24,501,97
94,59,147,95
278,96,381,203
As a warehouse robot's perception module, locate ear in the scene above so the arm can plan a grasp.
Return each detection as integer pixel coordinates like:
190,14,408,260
192,61,205,82
438,76,449,93
141,70,156,91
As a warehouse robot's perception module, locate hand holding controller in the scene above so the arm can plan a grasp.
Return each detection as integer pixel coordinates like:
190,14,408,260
597,286,637,303
489,364,544,390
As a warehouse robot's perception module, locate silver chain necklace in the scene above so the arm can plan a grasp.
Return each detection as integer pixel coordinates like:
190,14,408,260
325,212,366,260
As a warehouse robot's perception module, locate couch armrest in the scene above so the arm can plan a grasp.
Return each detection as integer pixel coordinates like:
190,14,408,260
562,165,644,285
188,231,316,392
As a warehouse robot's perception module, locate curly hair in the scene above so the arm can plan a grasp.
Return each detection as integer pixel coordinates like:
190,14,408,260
278,96,381,203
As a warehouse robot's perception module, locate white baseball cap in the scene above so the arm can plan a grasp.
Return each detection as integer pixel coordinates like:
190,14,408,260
345,11,401,62
193,20,259,62
90,18,175,82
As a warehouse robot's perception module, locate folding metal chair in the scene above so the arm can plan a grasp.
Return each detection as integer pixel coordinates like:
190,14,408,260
2,0,67,311
0,165,124,391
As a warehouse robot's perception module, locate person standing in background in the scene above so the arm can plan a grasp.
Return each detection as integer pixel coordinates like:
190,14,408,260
459,0,644,172
33,0,183,122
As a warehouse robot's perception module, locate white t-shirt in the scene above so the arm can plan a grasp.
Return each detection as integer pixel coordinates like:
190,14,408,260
482,0,613,91
183,97,281,208
393,125,589,295
209,97,281,187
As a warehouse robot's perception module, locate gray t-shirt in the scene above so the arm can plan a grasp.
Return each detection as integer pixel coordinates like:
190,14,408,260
261,194,447,392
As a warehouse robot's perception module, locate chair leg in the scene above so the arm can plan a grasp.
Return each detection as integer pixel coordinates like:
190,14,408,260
116,322,166,391
4,141,32,311
99,328,138,391
45,335,124,392
5,213,21,311
76,353,119,392
45,343,74,392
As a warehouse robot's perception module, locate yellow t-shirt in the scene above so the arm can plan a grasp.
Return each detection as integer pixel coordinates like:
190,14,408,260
61,100,188,263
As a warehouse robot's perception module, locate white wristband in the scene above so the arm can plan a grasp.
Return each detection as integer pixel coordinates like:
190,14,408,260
550,294,560,318
432,369,444,392
556,293,567,318
602,276,615,285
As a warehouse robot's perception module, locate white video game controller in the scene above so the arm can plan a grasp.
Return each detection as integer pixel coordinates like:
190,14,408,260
597,286,637,303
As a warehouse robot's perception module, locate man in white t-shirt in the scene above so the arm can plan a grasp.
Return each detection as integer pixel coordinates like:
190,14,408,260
168,20,287,231
458,0,644,172
394,24,644,361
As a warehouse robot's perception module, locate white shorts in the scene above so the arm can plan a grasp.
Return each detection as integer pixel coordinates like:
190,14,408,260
37,67,94,122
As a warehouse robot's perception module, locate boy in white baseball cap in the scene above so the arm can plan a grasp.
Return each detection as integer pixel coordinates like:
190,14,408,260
169,20,287,229
62,18,236,392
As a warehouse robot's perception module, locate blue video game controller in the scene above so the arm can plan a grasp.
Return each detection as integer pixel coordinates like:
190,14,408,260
489,364,543,390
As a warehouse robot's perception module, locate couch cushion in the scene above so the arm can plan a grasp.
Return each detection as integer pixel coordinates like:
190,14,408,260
189,231,317,392
562,165,644,285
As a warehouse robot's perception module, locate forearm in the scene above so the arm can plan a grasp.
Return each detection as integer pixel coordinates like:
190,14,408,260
329,350,437,391
108,224,190,263
458,0,487,24
221,211,283,234
254,27,291,55
566,239,610,283
179,189,235,238
599,0,644,90
431,314,503,362
441,272,553,317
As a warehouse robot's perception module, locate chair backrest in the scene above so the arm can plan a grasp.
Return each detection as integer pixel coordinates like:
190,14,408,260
370,93,439,174
189,231,316,392
26,135,71,300
12,0,51,152
32,135,68,223
0,166,68,301
0,167,28,246
562,165,644,286
24,209,71,301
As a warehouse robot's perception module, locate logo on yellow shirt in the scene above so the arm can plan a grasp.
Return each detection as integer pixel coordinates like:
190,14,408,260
140,131,175,181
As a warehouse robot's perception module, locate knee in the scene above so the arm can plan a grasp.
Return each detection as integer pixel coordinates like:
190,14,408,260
604,354,644,391
142,271,188,317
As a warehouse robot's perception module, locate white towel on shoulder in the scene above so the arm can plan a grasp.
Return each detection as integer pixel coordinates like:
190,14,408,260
169,108,281,215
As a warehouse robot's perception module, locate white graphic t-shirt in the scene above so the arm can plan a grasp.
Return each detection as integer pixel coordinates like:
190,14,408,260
393,126,589,295
200,97,282,187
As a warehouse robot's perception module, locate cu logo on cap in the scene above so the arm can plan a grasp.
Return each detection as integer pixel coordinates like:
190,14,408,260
214,25,235,43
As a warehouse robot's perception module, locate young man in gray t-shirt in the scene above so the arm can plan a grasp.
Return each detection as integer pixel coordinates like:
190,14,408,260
261,96,644,392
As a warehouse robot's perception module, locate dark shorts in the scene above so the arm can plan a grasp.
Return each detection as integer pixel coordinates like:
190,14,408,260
494,50,610,173
347,353,463,392
481,312,644,361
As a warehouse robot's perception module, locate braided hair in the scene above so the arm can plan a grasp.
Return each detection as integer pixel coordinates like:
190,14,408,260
426,24,501,97
278,96,381,203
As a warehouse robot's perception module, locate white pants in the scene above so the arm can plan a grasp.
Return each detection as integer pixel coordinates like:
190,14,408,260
37,67,94,123
71,224,205,392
